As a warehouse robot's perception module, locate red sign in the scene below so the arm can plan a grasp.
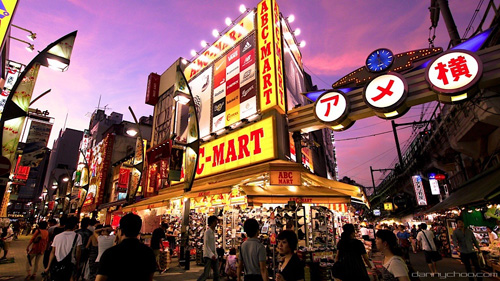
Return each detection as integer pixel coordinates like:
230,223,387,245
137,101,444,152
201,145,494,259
435,174,446,180
118,168,130,188
14,166,30,180
145,72,160,106
146,140,171,164
159,160,169,179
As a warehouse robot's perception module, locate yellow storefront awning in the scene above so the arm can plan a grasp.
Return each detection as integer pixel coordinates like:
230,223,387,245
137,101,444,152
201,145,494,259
242,185,351,205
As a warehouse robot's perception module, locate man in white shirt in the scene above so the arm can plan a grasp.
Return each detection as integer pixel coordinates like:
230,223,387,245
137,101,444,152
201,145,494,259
45,216,82,280
360,224,369,241
197,215,219,281
416,223,439,276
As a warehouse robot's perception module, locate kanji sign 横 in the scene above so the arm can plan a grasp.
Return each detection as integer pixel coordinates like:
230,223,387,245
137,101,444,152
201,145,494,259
426,50,482,95
363,73,407,111
411,175,428,206
314,91,349,124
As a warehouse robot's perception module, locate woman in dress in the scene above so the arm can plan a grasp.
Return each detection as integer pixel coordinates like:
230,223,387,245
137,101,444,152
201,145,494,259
374,229,410,281
335,223,372,281
276,230,304,281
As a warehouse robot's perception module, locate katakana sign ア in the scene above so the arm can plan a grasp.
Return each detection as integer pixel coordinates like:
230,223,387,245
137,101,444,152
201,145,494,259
313,90,349,124
411,175,428,206
425,50,483,95
363,72,408,114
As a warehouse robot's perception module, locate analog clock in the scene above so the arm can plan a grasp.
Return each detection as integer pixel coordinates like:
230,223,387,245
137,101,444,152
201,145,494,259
366,48,394,72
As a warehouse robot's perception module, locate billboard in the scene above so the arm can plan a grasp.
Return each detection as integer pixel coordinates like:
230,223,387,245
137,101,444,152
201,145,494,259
283,39,306,111
189,66,213,138
184,12,255,81
0,61,22,115
0,0,19,53
257,0,286,114
212,34,257,131
25,119,53,146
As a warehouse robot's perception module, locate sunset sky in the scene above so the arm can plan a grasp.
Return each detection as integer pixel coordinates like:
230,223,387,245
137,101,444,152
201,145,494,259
8,0,486,188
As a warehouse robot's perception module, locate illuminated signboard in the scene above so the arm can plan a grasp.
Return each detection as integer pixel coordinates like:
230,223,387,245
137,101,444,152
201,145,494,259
426,50,483,96
411,175,428,206
0,61,22,115
257,0,286,114
189,66,213,137
212,34,257,131
384,202,393,211
184,12,255,81
196,116,276,178
270,171,301,186
429,179,440,195
363,73,408,114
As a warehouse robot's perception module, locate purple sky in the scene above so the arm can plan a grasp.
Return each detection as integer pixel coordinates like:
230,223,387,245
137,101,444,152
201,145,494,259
8,0,484,188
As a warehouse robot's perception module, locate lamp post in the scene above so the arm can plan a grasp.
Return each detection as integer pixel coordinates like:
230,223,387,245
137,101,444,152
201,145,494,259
11,24,37,41
8,36,34,52
0,31,78,216
127,106,145,204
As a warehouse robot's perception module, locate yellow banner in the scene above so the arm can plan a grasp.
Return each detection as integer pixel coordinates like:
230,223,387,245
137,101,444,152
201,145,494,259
184,12,255,81
196,116,276,178
0,0,19,51
257,0,285,114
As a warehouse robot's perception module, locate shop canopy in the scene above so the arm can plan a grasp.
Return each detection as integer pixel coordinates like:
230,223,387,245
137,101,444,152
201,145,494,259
426,165,500,213
123,160,367,211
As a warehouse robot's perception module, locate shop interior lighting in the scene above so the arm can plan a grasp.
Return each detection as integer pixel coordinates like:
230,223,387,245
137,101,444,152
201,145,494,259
12,24,37,41
239,4,247,13
287,15,295,23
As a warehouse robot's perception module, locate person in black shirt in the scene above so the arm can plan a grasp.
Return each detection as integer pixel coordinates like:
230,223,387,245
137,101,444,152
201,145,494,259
96,213,156,281
151,223,167,271
276,230,304,281
335,224,373,281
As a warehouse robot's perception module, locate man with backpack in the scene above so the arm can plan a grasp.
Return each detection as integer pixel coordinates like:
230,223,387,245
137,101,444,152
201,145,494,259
45,216,82,281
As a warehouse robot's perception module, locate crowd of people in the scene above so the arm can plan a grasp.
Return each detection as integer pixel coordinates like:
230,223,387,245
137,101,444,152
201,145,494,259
1,214,498,281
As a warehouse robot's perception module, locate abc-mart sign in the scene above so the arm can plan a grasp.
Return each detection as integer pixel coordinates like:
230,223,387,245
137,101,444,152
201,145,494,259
314,49,483,129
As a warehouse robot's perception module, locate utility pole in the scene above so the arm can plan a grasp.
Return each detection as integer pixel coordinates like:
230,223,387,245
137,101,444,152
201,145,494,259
436,0,462,47
391,120,431,169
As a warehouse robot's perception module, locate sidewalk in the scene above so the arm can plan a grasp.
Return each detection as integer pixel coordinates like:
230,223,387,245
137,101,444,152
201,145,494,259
0,235,222,281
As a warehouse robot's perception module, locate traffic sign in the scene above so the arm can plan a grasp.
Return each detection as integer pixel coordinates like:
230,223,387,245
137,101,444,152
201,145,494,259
0,156,11,176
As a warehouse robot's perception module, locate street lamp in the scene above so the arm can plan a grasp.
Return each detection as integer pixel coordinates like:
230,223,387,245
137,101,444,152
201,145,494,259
0,31,78,216
9,36,34,52
11,24,37,41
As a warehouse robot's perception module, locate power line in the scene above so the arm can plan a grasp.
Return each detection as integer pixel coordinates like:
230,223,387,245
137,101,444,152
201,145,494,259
335,125,412,142
303,63,332,89
341,146,395,174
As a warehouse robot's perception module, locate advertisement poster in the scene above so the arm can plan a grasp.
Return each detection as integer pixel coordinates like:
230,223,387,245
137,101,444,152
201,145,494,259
283,39,307,111
189,66,212,138
212,33,257,131
25,119,53,146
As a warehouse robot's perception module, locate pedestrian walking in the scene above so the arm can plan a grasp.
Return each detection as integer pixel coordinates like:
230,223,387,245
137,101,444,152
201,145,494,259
416,223,440,277
76,217,93,280
166,222,179,255
237,218,268,281
276,230,304,281
44,219,58,268
452,218,483,281
198,215,220,281
151,222,167,272
1,223,14,260
45,216,82,281
25,221,49,280
96,213,156,281
410,225,418,253
373,229,410,281
225,248,238,280
96,225,115,263
396,225,411,263
333,223,372,281
86,225,102,281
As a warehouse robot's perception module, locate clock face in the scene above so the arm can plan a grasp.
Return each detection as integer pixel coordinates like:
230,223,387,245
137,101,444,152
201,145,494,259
366,48,394,72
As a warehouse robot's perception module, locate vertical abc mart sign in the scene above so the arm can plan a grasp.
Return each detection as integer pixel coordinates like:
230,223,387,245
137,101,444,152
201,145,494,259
425,50,483,102
363,72,408,119
313,90,350,128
